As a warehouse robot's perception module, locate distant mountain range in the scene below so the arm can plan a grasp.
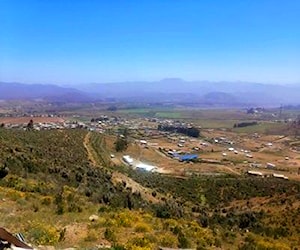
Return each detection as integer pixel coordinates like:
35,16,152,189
0,82,91,102
72,78,300,106
1,79,300,106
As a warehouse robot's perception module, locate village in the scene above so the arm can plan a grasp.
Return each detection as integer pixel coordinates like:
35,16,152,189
1,113,299,181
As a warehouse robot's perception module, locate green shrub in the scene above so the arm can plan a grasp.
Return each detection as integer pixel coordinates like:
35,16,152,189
135,222,151,233
104,228,116,242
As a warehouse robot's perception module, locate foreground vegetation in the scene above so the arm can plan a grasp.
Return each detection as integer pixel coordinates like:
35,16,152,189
0,128,300,249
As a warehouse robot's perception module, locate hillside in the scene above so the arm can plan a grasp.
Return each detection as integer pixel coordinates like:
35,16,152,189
0,128,300,249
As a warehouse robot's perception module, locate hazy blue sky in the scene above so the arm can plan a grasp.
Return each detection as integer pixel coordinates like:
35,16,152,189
0,0,300,84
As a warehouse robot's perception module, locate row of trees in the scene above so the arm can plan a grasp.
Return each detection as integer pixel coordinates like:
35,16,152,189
115,127,129,152
233,121,258,128
158,125,200,137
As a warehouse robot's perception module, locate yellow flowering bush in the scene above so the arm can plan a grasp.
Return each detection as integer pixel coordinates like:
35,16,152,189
28,223,60,245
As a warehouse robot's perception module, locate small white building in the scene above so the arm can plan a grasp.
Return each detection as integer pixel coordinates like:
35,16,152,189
273,173,288,180
266,162,276,169
140,140,147,145
136,163,156,172
122,155,133,165
247,170,263,177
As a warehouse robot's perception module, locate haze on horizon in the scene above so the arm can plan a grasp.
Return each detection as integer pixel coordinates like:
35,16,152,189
0,0,300,85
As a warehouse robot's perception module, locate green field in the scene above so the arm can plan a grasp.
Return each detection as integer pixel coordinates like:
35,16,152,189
233,122,287,134
117,108,268,129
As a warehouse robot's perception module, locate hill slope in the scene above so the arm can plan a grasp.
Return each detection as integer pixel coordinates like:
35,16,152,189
0,128,300,249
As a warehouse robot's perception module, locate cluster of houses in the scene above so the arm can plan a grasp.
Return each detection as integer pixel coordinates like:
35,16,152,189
214,136,234,145
159,148,198,162
1,114,153,132
2,121,86,131
158,119,195,128
250,162,277,169
221,147,253,158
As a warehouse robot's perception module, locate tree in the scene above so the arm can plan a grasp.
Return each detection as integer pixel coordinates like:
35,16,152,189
115,137,128,152
0,166,8,179
54,191,64,215
27,119,34,130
